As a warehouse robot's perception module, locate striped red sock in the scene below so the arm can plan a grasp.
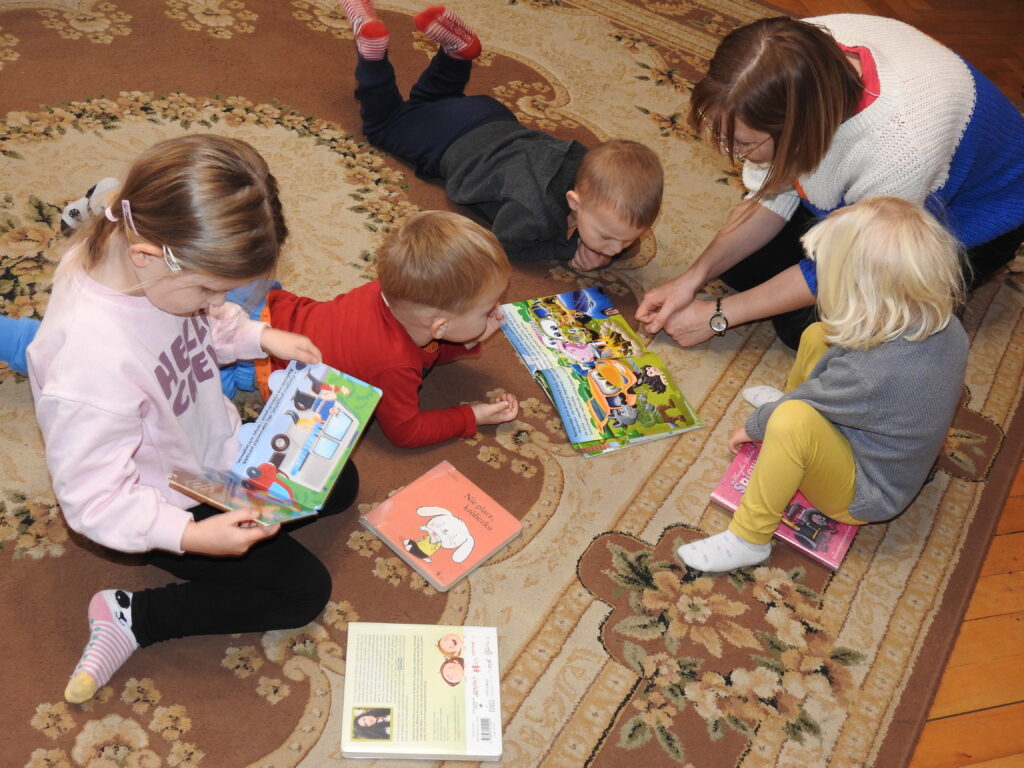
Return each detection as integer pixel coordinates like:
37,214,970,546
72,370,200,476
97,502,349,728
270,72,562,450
339,0,390,60
414,6,481,60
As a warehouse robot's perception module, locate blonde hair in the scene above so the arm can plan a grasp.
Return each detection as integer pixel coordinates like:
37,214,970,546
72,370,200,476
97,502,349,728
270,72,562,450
377,211,509,311
805,197,966,350
688,17,861,203
77,134,287,279
574,140,663,228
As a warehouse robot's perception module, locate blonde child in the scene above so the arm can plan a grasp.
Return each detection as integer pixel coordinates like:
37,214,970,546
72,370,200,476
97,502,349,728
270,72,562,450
28,135,360,703
678,197,969,572
341,1,663,271
249,210,519,449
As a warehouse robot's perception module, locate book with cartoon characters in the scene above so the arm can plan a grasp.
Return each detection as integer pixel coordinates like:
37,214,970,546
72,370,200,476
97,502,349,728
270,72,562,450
710,441,858,570
169,361,381,526
359,460,521,591
341,622,502,761
499,285,703,456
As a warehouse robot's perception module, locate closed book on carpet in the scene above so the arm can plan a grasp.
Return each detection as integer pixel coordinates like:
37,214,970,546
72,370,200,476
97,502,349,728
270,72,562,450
341,622,502,761
360,460,521,591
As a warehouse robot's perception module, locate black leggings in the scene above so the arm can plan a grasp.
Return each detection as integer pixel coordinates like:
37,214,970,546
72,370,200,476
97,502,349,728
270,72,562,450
130,461,359,647
721,208,1024,349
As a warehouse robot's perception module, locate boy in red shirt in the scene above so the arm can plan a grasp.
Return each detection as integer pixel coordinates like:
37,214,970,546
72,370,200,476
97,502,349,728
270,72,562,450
252,210,517,448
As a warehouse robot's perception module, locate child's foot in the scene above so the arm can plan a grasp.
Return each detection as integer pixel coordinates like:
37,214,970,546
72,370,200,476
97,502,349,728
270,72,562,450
742,385,784,408
65,590,139,704
340,0,389,59
414,6,481,60
677,530,771,572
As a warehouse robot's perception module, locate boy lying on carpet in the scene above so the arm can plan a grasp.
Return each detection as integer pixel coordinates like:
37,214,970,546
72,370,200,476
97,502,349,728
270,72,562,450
1,206,519,450
342,0,664,271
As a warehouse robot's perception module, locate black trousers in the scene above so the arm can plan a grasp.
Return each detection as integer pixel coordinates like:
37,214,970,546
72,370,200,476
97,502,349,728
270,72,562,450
130,461,359,647
721,208,1024,349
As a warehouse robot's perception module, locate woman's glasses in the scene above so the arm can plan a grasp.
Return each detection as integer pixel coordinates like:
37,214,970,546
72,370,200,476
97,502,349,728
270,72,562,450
716,134,772,160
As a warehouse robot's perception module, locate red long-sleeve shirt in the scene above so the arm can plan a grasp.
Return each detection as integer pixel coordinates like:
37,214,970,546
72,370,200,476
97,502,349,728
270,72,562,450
267,281,478,449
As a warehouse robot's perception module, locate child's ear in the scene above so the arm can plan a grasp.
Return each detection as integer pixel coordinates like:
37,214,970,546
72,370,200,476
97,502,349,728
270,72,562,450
566,189,581,212
127,243,162,268
429,315,450,340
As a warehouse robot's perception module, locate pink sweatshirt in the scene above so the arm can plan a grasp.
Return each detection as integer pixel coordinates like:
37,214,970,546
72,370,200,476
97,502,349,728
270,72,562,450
27,254,266,554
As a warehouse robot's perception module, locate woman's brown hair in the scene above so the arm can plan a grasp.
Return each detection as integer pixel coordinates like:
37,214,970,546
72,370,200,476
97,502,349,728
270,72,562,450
688,17,862,203
79,134,287,279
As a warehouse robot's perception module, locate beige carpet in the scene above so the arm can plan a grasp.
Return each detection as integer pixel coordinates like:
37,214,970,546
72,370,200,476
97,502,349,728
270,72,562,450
2,1,1022,766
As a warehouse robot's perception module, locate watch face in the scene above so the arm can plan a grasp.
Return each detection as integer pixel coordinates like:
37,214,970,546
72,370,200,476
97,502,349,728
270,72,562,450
710,314,728,333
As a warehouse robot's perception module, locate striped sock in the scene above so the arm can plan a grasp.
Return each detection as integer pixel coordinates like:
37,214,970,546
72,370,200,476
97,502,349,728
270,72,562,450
413,6,481,60
339,0,389,59
65,590,139,704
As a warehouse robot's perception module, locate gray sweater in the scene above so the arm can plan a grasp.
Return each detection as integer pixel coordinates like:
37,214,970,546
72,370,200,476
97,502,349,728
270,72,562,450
440,121,588,262
745,320,969,522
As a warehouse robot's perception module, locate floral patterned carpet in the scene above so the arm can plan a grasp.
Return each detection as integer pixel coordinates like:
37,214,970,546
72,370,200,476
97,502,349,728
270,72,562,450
1,1,1022,767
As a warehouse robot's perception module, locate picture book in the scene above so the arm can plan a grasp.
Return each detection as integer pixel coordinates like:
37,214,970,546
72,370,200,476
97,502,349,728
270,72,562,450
341,622,502,761
360,461,521,591
170,361,381,526
499,285,703,456
710,441,858,570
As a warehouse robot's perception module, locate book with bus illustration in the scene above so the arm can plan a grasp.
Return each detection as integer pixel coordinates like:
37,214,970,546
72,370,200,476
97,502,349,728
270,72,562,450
169,361,381,526
499,285,702,456
710,441,858,570
360,461,521,591
341,622,502,761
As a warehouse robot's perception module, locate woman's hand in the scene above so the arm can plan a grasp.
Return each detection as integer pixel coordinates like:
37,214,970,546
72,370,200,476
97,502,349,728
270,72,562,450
728,425,752,454
658,298,722,347
260,327,322,365
636,270,707,336
180,508,281,556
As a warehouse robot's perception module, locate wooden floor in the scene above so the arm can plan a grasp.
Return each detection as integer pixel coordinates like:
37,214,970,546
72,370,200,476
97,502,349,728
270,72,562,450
756,0,1024,765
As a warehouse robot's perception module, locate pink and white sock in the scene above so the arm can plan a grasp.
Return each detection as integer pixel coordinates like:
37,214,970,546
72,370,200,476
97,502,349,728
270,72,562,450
414,6,481,60
339,0,389,59
65,590,139,704
677,530,771,572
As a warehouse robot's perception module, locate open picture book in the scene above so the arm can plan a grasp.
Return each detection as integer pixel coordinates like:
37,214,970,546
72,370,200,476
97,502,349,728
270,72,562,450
710,441,858,570
360,460,521,591
499,285,703,456
170,361,381,525
341,622,502,761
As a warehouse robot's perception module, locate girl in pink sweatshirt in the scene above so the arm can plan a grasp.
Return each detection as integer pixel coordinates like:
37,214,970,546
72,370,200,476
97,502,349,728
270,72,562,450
28,134,359,704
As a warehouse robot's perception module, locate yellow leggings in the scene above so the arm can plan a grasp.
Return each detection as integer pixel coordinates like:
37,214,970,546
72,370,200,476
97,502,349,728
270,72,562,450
730,323,864,546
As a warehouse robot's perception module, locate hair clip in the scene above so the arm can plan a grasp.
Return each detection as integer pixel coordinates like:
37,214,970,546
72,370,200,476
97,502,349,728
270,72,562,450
161,245,182,273
120,199,141,236
104,207,119,223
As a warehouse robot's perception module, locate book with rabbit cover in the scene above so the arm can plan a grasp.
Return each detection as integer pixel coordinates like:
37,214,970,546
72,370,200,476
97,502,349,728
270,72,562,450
360,461,521,591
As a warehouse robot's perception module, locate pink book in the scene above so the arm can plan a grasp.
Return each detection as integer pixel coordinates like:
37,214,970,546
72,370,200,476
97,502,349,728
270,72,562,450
709,442,857,570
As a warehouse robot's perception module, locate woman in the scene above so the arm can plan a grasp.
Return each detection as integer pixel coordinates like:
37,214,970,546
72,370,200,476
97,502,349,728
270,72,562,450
637,14,1024,349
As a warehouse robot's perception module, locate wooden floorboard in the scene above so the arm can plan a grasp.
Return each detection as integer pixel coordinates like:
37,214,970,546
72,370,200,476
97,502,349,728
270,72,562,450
748,0,1023,764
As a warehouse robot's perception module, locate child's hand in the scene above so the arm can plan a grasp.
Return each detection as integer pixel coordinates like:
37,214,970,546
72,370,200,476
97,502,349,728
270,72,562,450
728,425,752,454
466,306,505,349
261,327,322,365
180,508,281,556
471,392,519,425
570,242,613,271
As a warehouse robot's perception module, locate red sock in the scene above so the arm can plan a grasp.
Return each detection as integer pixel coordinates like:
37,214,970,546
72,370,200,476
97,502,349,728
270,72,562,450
356,19,390,61
339,0,390,60
414,6,481,60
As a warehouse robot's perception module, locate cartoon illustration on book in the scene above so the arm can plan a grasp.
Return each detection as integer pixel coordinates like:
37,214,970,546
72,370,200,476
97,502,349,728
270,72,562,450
780,502,839,552
403,506,475,564
501,285,702,456
170,361,381,525
440,657,465,686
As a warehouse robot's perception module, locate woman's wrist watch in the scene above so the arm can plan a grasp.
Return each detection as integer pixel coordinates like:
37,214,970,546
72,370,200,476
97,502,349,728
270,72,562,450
709,297,729,336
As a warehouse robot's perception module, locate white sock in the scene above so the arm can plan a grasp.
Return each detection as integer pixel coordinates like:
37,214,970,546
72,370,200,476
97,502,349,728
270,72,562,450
677,530,771,572
742,385,784,408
